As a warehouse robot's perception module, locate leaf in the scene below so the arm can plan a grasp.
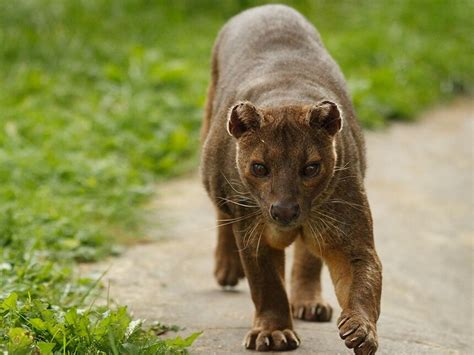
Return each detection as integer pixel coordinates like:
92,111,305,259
65,308,78,325
36,342,56,354
7,327,33,352
165,331,202,348
30,318,47,330
1,292,18,311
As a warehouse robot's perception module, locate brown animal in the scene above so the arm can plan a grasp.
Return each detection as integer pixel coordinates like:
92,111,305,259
200,5,382,354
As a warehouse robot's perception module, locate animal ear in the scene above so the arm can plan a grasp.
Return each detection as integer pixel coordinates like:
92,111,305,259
227,101,262,139
307,101,343,136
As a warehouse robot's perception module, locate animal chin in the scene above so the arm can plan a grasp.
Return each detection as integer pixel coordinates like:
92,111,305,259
269,219,300,231
265,221,301,249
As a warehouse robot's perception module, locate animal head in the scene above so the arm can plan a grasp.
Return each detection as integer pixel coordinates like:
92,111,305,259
227,100,342,229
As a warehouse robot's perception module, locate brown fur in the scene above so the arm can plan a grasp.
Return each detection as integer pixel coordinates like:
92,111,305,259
200,5,382,354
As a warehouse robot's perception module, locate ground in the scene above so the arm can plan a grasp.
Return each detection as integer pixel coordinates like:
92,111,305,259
85,101,473,354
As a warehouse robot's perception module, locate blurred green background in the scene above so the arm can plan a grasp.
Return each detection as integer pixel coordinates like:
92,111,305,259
0,0,472,353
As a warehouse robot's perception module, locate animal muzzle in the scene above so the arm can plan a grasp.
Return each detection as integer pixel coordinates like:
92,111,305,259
270,201,300,225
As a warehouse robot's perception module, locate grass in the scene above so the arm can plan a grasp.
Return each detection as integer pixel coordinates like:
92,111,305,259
0,0,472,353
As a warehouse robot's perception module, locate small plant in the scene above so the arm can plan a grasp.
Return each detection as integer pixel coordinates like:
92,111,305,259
1,295,200,354
0,231,200,354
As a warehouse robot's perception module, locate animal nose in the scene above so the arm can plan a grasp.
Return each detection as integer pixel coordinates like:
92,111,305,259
270,202,300,225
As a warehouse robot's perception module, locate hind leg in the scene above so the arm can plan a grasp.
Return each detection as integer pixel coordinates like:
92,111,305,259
214,210,245,287
290,237,333,322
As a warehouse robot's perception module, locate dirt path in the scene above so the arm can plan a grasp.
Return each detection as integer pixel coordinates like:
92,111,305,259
87,101,473,354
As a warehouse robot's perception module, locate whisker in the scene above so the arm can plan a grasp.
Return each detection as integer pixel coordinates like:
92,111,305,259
335,175,358,182
238,217,263,253
314,211,347,240
215,213,259,223
255,221,265,264
310,216,335,243
325,198,365,212
220,172,248,195
309,212,342,244
307,221,323,257
213,211,261,229
243,218,261,250
315,209,346,225
333,161,351,172
216,196,258,208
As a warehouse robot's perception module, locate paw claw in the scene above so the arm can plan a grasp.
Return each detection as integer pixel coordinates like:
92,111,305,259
341,325,359,338
316,305,322,315
337,316,349,328
338,311,378,354
244,328,300,351
291,300,332,322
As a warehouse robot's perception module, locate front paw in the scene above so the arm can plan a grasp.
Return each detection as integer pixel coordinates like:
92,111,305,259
338,311,378,355
291,299,333,322
243,328,300,352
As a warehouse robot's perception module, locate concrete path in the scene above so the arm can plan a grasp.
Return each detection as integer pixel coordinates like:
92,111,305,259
88,101,473,354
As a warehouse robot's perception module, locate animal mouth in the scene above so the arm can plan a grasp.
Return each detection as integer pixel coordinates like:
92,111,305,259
268,216,301,231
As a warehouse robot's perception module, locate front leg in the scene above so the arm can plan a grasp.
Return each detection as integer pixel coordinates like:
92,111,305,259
325,245,382,355
290,236,333,322
234,223,300,352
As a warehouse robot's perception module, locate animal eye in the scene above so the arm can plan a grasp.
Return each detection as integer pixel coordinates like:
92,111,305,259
302,162,321,177
251,163,269,177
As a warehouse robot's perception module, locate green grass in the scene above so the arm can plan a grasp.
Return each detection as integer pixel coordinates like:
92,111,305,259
0,0,472,353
